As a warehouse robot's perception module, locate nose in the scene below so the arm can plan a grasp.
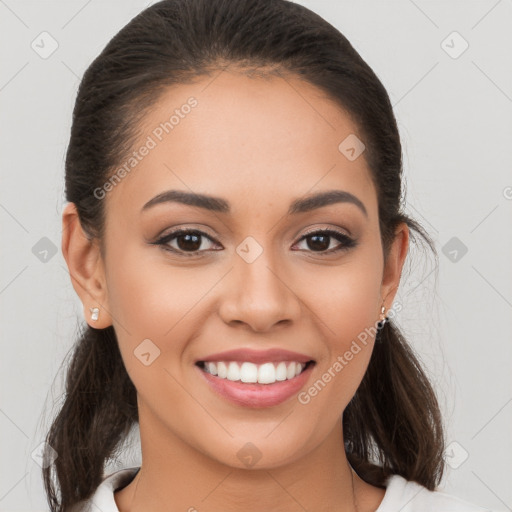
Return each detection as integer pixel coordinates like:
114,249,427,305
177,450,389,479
218,248,302,332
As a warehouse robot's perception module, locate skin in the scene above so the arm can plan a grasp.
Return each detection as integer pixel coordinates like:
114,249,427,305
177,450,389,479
62,69,409,512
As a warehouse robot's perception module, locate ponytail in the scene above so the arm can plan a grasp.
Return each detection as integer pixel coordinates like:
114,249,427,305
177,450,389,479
345,320,445,490
42,326,137,511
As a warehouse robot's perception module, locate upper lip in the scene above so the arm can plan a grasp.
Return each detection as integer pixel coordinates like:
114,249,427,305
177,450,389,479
196,348,314,365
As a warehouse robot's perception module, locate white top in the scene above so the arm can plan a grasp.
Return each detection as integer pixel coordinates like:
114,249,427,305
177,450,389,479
73,466,494,511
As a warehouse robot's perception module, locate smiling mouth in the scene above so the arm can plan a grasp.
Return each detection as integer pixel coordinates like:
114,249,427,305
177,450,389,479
195,360,315,385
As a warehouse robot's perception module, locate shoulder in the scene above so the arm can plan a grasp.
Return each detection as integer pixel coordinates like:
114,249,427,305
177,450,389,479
377,474,494,512
69,466,140,512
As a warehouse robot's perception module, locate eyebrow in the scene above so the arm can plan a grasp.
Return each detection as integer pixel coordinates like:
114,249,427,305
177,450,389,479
141,189,368,217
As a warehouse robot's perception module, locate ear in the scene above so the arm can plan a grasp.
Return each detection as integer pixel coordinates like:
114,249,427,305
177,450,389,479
61,202,112,328
380,222,409,316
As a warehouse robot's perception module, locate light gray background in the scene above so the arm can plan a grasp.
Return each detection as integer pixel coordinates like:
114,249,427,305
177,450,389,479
1,1,511,511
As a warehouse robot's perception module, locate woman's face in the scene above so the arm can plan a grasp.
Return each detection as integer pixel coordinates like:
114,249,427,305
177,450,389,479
71,70,408,469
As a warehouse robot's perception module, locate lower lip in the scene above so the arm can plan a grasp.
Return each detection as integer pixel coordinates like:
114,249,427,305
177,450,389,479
196,363,315,408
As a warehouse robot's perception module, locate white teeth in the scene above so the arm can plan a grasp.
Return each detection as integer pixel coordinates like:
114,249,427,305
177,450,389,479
258,362,275,384
275,362,287,381
207,362,217,375
227,362,239,381
200,360,308,384
240,362,258,383
217,361,228,379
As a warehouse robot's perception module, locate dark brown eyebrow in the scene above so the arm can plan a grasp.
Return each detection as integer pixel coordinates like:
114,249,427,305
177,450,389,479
141,189,368,217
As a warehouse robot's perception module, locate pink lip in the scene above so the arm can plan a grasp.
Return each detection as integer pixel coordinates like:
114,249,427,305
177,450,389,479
196,362,315,408
196,347,314,364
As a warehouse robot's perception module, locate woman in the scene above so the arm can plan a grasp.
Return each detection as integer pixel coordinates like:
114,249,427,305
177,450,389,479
43,0,493,510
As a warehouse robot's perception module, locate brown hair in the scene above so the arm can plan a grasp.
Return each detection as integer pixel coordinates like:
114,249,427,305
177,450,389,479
44,0,445,510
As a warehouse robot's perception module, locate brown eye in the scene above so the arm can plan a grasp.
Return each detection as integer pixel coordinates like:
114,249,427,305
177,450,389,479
153,229,219,255
294,229,357,254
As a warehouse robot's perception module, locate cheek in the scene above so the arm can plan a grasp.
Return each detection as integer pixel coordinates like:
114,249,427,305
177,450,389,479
106,240,209,329
304,253,383,348
297,252,382,406
104,244,220,371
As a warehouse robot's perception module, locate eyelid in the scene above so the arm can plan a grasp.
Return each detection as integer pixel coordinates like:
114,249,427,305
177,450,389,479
299,225,351,239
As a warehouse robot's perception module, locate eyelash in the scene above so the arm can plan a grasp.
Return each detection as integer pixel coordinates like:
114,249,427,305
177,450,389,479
152,228,357,257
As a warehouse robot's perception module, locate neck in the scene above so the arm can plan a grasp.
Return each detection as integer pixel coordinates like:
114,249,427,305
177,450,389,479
114,413,367,512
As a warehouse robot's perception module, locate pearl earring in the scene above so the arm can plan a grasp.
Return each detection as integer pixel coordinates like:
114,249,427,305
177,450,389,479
377,304,387,330
89,307,100,321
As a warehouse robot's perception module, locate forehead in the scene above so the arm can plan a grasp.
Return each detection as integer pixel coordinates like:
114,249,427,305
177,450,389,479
104,70,377,221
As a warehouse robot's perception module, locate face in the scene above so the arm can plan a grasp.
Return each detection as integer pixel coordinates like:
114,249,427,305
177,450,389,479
66,69,408,470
